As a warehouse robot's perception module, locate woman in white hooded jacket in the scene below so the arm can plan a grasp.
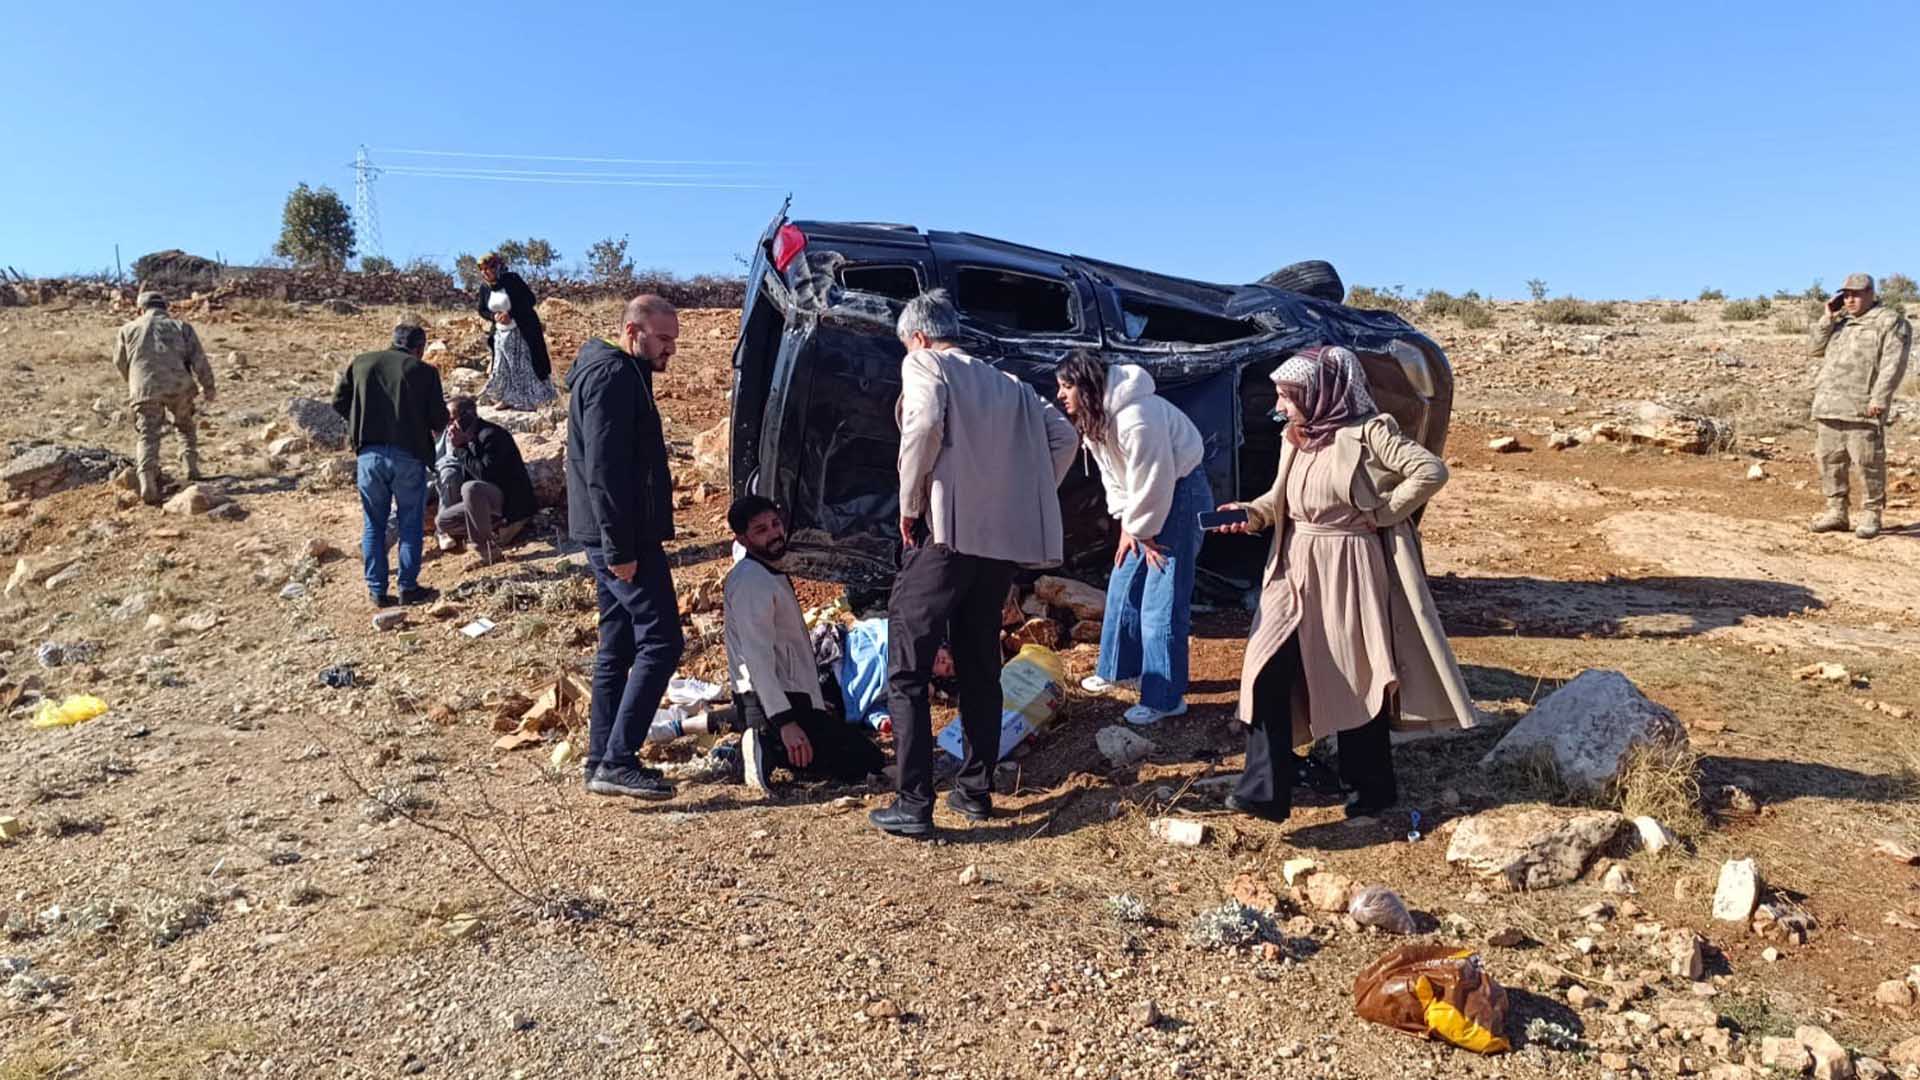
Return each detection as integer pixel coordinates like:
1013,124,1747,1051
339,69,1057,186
1055,351,1210,725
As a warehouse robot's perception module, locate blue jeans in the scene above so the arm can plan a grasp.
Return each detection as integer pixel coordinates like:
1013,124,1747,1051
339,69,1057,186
585,543,685,775
357,445,428,597
1097,469,1212,712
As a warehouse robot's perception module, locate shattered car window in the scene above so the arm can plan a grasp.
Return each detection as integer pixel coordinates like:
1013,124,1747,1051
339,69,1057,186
954,268,1077,335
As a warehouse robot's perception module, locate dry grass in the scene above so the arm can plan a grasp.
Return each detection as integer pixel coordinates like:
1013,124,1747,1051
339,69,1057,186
101,1025,261,1080
1535,298,1616,325
0,1048,68,1080
1656,306,1696,323
1612,741,1707,836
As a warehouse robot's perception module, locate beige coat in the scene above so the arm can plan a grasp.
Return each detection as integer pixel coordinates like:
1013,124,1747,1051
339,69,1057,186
1234,414,1477,745
896,346,1079,567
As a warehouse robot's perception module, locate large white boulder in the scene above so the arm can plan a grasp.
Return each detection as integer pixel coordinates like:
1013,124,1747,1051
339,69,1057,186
1445,807,1627,891
1481,670,1688,794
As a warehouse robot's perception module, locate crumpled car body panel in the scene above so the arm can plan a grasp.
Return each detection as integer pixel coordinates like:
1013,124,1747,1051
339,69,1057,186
729,214,1453,596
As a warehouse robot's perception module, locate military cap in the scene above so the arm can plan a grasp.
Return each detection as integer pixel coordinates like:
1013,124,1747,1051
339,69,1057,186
136,290,167,309
1841,273,1875,292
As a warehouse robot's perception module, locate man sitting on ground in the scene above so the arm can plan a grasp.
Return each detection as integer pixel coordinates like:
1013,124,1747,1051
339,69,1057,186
724,495,885,793
436,396,537,566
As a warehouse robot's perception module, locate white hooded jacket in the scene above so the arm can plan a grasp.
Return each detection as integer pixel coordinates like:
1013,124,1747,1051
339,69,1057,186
1082,365,1205,539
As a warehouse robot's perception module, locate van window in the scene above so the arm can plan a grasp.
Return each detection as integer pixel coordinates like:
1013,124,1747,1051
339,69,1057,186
839,265,921,301
1119,297,1264,345
955,268,1076,334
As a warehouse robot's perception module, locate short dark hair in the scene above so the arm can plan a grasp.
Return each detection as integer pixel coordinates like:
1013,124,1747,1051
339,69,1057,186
727,494,780,535
448,396,479,428
393,324,427,353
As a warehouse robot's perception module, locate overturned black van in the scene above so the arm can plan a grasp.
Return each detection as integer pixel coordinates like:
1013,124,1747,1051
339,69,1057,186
727,206,1453,598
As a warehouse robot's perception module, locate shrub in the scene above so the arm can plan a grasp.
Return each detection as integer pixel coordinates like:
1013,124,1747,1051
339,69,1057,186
358,255,396,274
1721,297,1771,321
1346,284,1412,317
1187,901,1277,951
586,235,635,284
273,183,355,269
452,253,484,292
1525,278,1548,302
1536,298,1615,325
1458,303,1495,329
523,239,560,269
1774,314,1807,335
1881,273,1917,309
1698,287,1725,301
1657,306,1696,324
1420,289,1495,327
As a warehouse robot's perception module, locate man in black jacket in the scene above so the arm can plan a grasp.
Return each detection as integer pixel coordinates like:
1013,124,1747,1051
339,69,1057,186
436,396,537,566
566,294,682,800
332,321,448,607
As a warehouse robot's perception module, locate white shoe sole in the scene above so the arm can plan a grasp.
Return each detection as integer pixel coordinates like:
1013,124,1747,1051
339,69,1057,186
1081,677,1139,695
742,728,770,794
1124,702,1187,727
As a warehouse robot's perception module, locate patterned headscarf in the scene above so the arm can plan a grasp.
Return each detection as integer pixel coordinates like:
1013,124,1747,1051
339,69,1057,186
1270,345,1378,450
478,252,506,274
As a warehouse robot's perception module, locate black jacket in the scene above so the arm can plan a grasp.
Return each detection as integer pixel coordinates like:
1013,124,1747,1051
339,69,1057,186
565,337,674,561
476,271,551,382
452,419,538,524
331,349,447,465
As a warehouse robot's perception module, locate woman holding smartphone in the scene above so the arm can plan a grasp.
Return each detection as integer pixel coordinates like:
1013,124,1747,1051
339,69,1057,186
1211,346,1476,821
1055,350,1210,726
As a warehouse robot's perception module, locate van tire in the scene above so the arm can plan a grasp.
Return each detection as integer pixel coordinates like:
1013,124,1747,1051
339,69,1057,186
1258,260,1344,303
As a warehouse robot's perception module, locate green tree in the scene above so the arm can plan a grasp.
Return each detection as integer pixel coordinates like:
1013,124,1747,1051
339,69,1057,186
1880,273,1917,305
494,239,528,265
453,253,484,291
586,235,634,283
1525,278,1548,302
522,238,559,270
273,183,355,269
359,254,396,274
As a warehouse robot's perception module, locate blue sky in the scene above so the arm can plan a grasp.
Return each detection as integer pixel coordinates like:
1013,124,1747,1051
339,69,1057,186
7,1,1916,299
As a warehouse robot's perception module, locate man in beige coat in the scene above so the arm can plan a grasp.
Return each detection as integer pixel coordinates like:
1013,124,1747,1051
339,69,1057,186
113,291,216,504
869,289,1077,837
1808,272,1910,539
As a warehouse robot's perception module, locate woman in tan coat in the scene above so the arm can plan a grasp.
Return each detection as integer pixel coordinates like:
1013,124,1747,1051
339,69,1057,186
1212,346,1477,823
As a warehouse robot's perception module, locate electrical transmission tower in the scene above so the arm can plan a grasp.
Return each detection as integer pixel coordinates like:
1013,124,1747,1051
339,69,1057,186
353,145,384,261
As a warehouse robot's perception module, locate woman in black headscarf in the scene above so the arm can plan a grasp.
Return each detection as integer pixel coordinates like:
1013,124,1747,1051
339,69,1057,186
474,252,552,385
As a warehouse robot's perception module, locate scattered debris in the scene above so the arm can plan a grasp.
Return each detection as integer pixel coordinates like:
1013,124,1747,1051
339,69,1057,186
1795,661,1851,684
1104,894,1148,924
1633,815,1679,854
1873,839,1920,866
1347,885,1415,934
1281,858,1319,887
1711,859,1761,923
1488,436,1522,453
1148,818,1206,848
1096,726,1156,769
371,609,408,632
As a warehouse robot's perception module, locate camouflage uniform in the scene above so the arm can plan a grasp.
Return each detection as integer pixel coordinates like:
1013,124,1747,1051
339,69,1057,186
113,293,216,503
1808,279,1910,533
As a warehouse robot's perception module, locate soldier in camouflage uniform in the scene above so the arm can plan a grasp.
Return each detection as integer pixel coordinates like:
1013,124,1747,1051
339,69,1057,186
1808,273,1910,539
113,291,216,504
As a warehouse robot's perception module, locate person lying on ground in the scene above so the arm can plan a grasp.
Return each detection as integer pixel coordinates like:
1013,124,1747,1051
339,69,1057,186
828,616,953,734
435,396,537,567
724,496,885,794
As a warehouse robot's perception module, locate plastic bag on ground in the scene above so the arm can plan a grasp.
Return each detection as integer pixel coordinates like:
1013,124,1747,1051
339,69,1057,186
935,644,1066,761
666,677,724,709
1353,944,1511,1054
30,695,109,729
1348,884,1416,935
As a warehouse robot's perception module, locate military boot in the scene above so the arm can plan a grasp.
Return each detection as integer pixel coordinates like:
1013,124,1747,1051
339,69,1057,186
1855,511,1882,540
1809,502,1850,534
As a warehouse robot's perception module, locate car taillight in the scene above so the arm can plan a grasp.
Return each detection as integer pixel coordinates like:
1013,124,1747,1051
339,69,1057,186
771,224,806,273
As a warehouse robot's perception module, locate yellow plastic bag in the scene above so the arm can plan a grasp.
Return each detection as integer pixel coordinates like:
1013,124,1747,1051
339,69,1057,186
1353,944,1511,1055
1001,644,1066,730
30,695,109,729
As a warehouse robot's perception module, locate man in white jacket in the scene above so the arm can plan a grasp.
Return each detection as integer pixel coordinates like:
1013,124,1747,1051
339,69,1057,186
870,290,1078,837
724,496,884,793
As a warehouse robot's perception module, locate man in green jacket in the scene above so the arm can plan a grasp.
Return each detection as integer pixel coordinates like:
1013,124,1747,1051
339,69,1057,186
1808,273,1911,539
332,320,449,606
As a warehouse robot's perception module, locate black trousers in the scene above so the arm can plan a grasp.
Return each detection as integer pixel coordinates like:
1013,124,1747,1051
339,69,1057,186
738,690,885,783
886,543,1016,814
1234,634,1397,815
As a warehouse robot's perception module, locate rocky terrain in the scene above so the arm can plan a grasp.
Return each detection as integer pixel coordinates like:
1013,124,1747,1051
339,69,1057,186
1,290,1917,1079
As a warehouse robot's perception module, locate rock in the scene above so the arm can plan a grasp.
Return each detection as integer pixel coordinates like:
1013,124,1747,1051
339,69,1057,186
476,405,556,436
519,427,566,509
1634,816,1679,854
1794,662,1850,684
1481,670,1688,794
1591,401,1720,454
42,564,84,590
1488,436,1522,453
1875,980,1916,1008
312,457,357,489
0,817,23,842
1549,431,1580,450
285,398,348,450
1763,947,1781,962
1134,1000,1161,1028
1281,858,1318,887
319,298,360,315
1701,1027,1734,1059
1444,806,1627,890
372,610,408,632
1669,930,1707,981
441,913,482,940
1147,818,1206,847
1891,1038,1920,1067
958,864,981,886
692,419,730,487
269,435,311,457
1747,462,1767,481
1009,616,1059,650
1711,859,1761,923
1069,620,1103,645
1795,1025,1853,1080
428,600,460,620
6,554,78,597
1034,575,1106,623
1,445,74,496
304,537,341,561
1230,872,1280,912
1305,873,1354,913
1566,984,1599,1010
1526,960,1573,989
1762,1037,1815,1074
1854,1059,1889,1080
206,502,247,522
1487,926,1529,948
1571,935,1596,955
164,484,225,515
1095,726,1156,769
1658,997,1719,1033
1603,863,1638,894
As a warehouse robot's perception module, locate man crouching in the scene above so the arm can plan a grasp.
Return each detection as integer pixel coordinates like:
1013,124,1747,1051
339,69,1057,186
724,495,885,793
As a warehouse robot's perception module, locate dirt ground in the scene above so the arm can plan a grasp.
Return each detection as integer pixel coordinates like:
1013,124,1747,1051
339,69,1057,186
1,293,1917,1079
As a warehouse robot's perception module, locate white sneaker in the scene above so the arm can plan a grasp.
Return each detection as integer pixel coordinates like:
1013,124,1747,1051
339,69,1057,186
741,727,770,794
1124,702,1187,727
1080,675,1138,695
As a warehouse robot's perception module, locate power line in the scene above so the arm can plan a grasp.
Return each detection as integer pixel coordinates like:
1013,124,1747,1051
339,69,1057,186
377,166,775,190
378,164,766,181
372,147,775,167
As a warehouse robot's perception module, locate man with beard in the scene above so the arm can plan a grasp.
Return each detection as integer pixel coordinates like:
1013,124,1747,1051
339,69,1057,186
723,496,885,794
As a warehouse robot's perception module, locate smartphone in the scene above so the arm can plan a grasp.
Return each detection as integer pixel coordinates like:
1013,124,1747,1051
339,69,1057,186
1197,508,1249,531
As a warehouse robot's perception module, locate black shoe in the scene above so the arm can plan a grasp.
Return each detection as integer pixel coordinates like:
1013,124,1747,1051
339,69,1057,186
1225,794,1290,823
868,802,934,838
1293,755,1347,796
399,586,440,607
946,788,991,822
586,764,675,801
1344,792,1397,820
371,592,398,609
